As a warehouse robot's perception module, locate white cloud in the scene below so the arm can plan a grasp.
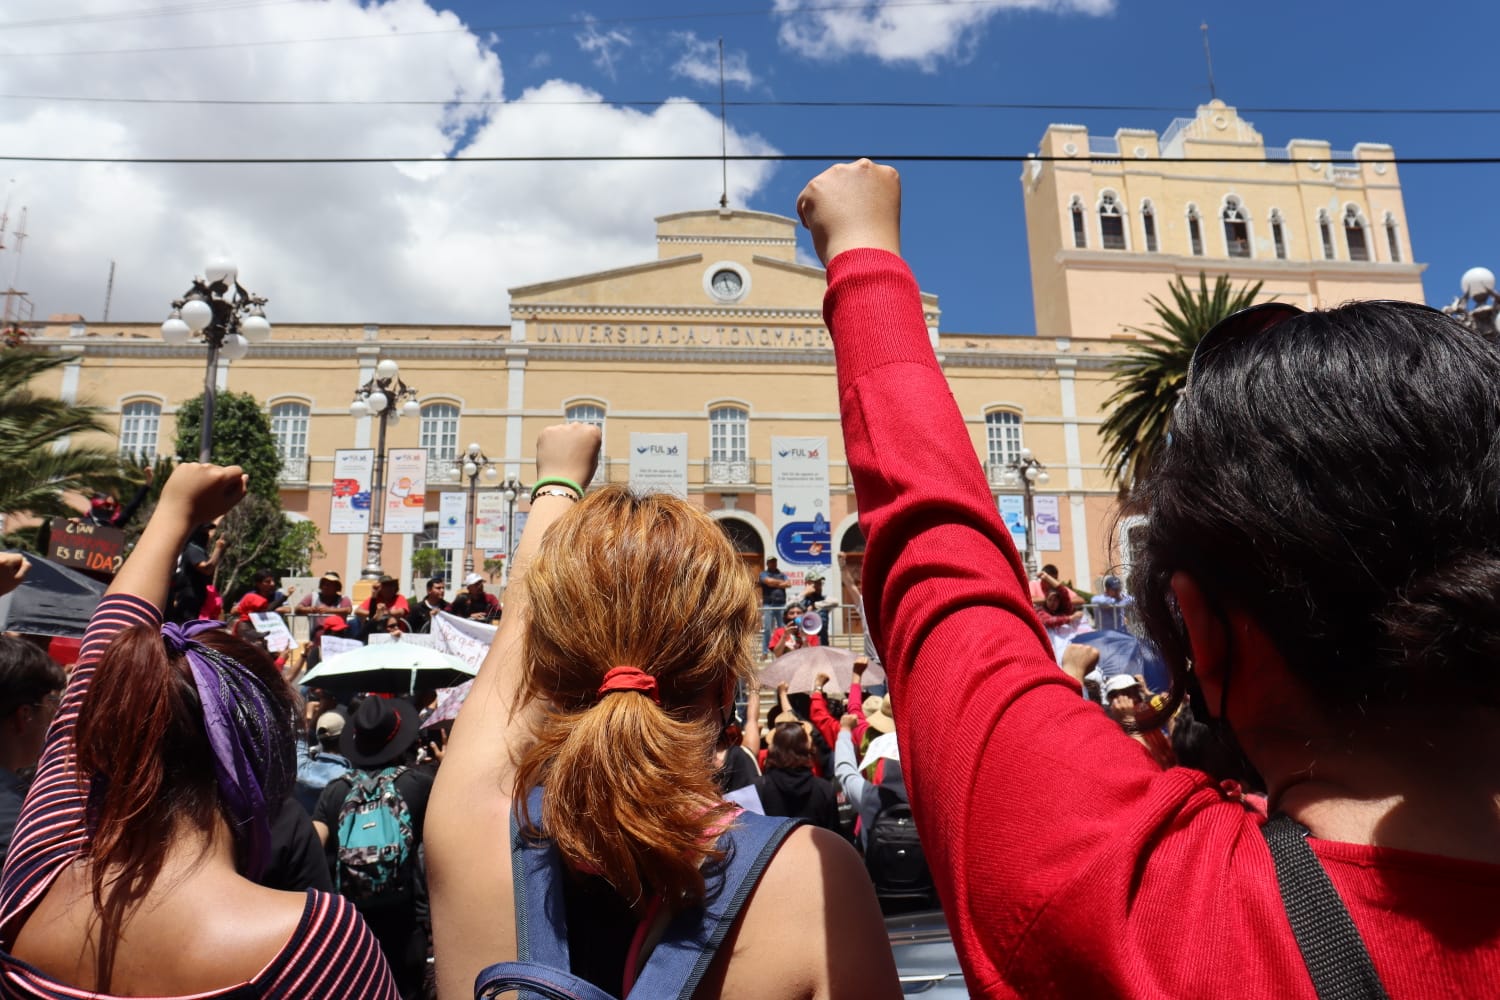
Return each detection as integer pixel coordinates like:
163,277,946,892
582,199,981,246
772,0,1114,70
671,32,757,89
0,0,781,325
574,14,632,80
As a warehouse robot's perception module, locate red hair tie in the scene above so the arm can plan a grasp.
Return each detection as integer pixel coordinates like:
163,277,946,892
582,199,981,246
597,666,660,705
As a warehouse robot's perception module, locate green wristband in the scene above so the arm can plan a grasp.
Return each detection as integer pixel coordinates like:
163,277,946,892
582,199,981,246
531,476,584,498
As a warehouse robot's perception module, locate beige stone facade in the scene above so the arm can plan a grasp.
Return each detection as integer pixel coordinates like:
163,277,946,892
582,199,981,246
23,208,1137,612
1024,100,1427,338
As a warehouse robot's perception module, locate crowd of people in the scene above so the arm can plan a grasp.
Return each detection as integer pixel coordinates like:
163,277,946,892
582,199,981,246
0,158,1492,1000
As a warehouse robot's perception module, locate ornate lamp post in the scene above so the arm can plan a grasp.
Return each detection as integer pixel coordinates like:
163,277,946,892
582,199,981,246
452,442,497,576
498,474,526,589
160,257,271,462
1443,267,1500,336
997,448,1051,577
349,359,420,580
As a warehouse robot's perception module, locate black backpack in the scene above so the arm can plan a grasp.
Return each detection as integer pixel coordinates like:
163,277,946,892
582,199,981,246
865,786,932,899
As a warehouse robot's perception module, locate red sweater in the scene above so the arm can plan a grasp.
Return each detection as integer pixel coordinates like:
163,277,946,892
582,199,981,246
825,249,1500,999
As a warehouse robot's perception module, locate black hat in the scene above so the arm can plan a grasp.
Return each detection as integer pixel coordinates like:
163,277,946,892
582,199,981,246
340,696,420,768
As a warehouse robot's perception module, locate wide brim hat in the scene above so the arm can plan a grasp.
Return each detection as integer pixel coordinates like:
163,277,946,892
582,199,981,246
340,696,421,767
866,695,895,734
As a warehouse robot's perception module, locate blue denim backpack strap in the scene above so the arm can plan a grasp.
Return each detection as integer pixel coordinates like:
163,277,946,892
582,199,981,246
627,810,802,1000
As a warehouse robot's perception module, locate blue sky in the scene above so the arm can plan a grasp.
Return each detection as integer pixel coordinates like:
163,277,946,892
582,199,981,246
0,1,1491,332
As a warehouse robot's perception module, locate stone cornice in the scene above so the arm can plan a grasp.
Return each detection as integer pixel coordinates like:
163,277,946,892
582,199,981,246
1054,248,1428,278
659,234,796,247
518,303,827,320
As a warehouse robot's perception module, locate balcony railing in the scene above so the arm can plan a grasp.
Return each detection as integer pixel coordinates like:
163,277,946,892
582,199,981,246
277,454,309,484
705,456,755,486
427,458,460,485
987,462,1018,488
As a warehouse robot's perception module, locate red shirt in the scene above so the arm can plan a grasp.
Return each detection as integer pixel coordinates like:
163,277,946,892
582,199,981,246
825,248,1500,999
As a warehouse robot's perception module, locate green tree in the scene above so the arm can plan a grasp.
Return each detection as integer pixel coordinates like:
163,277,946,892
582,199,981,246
174,391,284,496
1099,273,1265,493
411,547,446,579
0,350,137,522
174,391,323,596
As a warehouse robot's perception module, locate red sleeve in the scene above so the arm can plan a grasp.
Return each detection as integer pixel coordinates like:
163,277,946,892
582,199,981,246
808,692,839,748
849,679,870,745
1035,610,1073,628
824,250,1238,995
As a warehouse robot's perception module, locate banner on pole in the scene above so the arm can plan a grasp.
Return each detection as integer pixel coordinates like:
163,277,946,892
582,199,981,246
997,494,1028,554
384,448,428,534
1034,494,1062,552
770,436,831,590
330,449,374,535
437,492,467,550
475,492,506,550
628,432,689,498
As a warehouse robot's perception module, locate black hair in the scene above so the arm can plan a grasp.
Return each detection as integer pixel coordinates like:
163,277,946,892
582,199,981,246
1133,302,1500,715
1041,564,1060,578
252,569,277,585
0,638,65,718
427,576,446,589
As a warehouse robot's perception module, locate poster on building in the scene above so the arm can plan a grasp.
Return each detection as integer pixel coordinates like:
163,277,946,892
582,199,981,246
997,494,1028,554
628,432,689,497
1033,494,1062,552
330,449,374,535
384,448,428,534
437,492,467,550
474,492,506,550
770,436,831,589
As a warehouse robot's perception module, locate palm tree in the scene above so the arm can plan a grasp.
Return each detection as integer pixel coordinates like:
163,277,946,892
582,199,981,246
1099,273,1265,493
0,350,137,520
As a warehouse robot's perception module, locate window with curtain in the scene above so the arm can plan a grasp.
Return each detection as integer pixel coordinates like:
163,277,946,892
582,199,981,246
269,401,309,460
1222,197,1251,258
420,403,460,462
1098,192,1125,250
118,400,161,460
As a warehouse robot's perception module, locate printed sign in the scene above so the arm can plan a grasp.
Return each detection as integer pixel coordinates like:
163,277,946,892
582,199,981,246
248,612,295,652
997,494,1028,555
770,436,831,589
384,448,428,534
474,492,506,550
330,449,374,535
628,432,689,498
47,518,125,577
319,635,363,659
437,492,467,550
1034,494,1062,552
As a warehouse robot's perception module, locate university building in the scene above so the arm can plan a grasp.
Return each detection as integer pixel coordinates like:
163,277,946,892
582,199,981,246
22,100,1427,611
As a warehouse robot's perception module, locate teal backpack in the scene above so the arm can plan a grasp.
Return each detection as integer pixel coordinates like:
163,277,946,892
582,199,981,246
335,766,414,902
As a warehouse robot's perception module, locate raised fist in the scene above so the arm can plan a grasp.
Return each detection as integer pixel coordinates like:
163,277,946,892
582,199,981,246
159,463,248,526
796,159,902,267
535,423,601,494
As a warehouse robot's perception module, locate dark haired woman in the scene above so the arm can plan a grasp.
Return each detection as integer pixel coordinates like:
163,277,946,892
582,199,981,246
0,463,397,998
755,721,840,832
428,423,898,999
797,159,1500,997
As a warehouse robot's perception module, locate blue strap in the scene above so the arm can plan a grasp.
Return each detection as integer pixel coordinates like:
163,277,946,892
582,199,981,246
481,788,799,1000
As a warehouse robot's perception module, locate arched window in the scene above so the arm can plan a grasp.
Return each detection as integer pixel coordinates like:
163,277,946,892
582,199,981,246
1319,209,1335,260
565,402,607,485
269,400,310,483
1141,200,1158,253
708,405,751,485
1344,205,1369,262
420,403,460,462
1269,208,1288,260
119,400,161,460
1070,196,1087,249
1186,205,1204,257
1222,197,1250,258
1384,212,1401,263
1098,192,1126,250
985,410,1024,469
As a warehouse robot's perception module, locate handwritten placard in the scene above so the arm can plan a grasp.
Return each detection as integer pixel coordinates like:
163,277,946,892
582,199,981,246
48,518,125,578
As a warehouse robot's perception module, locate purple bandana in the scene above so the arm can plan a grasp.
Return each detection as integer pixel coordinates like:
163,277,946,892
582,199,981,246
160,619,291,879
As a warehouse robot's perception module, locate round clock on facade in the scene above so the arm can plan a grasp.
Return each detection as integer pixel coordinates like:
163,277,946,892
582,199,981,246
711,269,743,298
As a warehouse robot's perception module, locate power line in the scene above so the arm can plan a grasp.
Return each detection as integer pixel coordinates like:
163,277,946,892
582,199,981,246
0,152,1495,165
0,1,1051,56
1,92,1497,116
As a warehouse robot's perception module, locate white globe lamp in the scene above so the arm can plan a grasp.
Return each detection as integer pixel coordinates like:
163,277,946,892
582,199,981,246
204,256,237,287
366,390,388,414
181,298,213,333
240,313,271,343
161,316,191,345
402,399,420,418
219,333,249,361
1462,267,1496,301
1024,466,1039,482
376,359,399,381
463,460,478,478
349,399,370,417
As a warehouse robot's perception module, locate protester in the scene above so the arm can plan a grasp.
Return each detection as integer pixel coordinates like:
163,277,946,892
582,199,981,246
0,561,54,865
799,157,1500,997
234,569,294,623
795,569,836,643
1036,587,1086,662
427,423,898,999
1101,674,1174,769
834,715,933,906
448,572,499,623
296,571,353,640
758,557,789,655
1089,575,1134,632
312,697,433,999
0,462,396,997
296,710,352,815
165,521,225,624
755,721,841,832
404,576,448,634
768,604,819,655
354,575,408,634
85,466,152,530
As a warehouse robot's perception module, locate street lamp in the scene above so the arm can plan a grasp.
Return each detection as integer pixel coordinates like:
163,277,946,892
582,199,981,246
498,474,526,589
451,442,497,576
161,257,271,462
997,447,1051,577
349,358,421,580
1443,267,1500,336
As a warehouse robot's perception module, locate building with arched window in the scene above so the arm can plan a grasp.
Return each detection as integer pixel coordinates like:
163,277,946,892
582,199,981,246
1023,99,1425,338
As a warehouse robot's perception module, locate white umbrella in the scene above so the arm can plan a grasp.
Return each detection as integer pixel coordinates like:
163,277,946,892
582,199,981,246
858,731,900,772
300,639,476,694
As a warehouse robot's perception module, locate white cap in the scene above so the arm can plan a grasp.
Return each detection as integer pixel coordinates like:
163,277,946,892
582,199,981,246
462,572,485,587
1103,674,1142,695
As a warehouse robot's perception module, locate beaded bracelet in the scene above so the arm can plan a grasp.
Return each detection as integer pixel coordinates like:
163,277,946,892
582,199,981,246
532,487,579,503
531,476,584,498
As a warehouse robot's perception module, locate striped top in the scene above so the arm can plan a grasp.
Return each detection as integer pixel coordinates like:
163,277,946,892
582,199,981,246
0,593,398,999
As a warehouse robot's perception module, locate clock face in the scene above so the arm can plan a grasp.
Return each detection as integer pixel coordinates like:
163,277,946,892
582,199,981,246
711,269,743,298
